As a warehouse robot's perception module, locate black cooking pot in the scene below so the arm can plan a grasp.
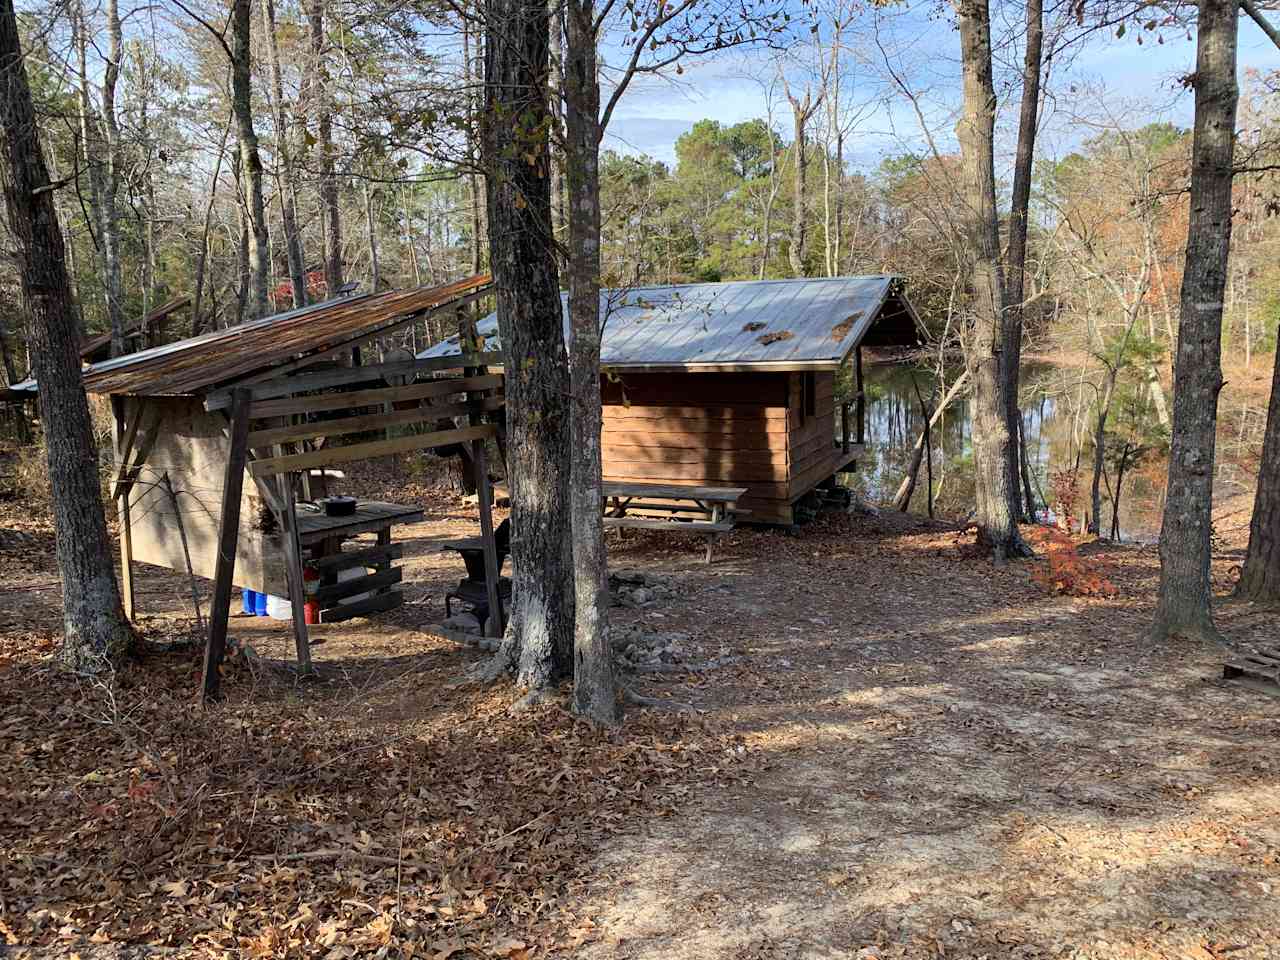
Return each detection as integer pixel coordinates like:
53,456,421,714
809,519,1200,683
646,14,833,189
320,495,358,517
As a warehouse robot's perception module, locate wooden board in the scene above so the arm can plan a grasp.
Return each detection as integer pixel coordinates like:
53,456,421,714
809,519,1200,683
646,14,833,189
319,590,403,623
605,458,786,483
603,517,734,533
248,374,504,419
226,352,504,401
308,543,403,572
602,403,787,423
249,424,495,476
602,443,788,468
1224,646,1280,687
602,371,791,406
247,395,503,448
313,567,403,603
296,502,424,545
600,426,787,450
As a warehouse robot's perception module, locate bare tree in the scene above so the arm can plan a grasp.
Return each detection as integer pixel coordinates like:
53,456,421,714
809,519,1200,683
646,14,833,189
309,0,343,297
1148,0,1239,644
262,0,308,307
1000,0,1044,521
783,78,822,278
954,0,1030,561
0,0,133,668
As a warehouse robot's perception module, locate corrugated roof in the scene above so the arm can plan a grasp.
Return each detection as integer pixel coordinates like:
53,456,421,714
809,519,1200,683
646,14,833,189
417,276,922,370
83,275,491,396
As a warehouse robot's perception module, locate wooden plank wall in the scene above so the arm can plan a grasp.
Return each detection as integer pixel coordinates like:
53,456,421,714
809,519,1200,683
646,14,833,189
124,396,290,596
787,371,840,501
600,372,797,524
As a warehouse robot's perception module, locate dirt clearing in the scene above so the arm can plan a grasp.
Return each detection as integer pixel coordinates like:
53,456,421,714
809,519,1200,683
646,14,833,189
1,486,1278,959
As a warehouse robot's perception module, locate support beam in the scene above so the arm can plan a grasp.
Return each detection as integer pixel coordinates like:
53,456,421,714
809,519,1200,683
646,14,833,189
276,470,313,675
249,423,495,477
459,309,504,637
201,388,251,702
111,398,138,621
855,345,866,446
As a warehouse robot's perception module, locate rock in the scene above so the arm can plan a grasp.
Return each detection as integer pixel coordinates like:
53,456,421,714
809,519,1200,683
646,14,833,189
629,587,654,605
442,612,482,635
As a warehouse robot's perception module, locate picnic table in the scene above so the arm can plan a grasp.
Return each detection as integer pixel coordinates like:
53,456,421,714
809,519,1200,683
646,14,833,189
601,481,748,564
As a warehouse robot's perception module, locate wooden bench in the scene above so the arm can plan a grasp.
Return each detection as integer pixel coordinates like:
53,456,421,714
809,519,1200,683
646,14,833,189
601,482,748,564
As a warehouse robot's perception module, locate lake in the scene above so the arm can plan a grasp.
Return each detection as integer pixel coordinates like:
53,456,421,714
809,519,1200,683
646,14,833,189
847,361,1168,542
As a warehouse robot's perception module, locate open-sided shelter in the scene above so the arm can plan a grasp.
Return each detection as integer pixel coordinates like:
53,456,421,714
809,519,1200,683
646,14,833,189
78,275,504,698
421,276,925,524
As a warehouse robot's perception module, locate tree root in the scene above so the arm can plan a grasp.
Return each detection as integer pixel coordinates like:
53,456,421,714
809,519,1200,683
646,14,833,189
621,655,743,675
621,685,698,714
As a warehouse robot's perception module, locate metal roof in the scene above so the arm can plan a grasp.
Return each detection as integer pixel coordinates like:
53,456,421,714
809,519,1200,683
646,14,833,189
83,275,491,397
416,276,923,371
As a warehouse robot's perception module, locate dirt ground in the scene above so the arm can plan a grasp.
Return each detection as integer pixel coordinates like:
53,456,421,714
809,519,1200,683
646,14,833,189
2,465,1279,959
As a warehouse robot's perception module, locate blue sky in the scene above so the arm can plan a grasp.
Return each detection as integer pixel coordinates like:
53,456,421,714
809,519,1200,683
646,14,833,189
601,1,1280,172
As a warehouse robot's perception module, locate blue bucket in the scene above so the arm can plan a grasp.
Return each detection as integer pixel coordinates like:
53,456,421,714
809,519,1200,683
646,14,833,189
242,589,257,615
254,592,268,617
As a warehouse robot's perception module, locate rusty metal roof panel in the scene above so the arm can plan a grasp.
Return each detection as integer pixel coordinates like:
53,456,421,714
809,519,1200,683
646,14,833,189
418,276,921,369
83,275,491,396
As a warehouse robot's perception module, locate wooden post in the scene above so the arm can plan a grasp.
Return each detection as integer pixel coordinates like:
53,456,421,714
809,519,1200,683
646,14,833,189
458,309,504,636
855,345,866,445
201,388,251,702
111,398,140,621
277,470,314,674
841,402,850,454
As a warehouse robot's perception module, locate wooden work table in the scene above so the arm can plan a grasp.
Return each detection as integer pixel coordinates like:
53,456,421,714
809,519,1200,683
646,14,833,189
296,501,424,546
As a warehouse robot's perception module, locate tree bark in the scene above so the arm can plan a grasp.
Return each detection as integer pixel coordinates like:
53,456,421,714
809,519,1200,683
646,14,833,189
309,0,343,296
0,0,133,667
230,0,270,319
262,0,308,308
1000,0,1042,521
1238,348,1280,604
785,86,819,278
955,0,1030,562
101,0,126,356
483,0,574,691
191,110,231,336
562,0,620,725
1149,0,1237,643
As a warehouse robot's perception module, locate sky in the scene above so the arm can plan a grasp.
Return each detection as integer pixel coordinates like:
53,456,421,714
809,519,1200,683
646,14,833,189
600,1,1280,173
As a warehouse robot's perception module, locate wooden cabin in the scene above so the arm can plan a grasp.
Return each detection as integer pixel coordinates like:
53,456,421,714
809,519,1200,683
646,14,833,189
421,276,925,525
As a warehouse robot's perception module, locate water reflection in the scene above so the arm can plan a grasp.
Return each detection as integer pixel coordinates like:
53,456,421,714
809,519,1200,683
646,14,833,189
846,361,1166,542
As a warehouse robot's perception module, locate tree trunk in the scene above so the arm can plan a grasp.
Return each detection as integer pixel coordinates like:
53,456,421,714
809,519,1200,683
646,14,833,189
787,91,813,278
1238,348,1280,603
563,0,619,725
548,0,566,247
262,0,308,308
1149,0,1237,643
0,0,133,668
955,0,1029,562
100,0,126,356
893,371,969,511
1019,414,1037,517
191,111,231,336
364,181,380,291
309,0,343,296
999,0,1042,522
230,0,270,319
483,0,574,691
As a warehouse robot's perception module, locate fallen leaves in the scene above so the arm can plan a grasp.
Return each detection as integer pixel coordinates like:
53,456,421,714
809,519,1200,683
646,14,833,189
0,633,732,958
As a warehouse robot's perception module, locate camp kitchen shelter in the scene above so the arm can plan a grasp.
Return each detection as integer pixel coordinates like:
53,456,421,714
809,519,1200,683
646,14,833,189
78,275,504,699
421,276,924,524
